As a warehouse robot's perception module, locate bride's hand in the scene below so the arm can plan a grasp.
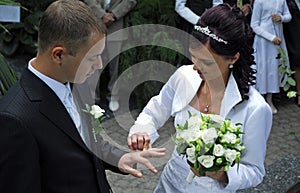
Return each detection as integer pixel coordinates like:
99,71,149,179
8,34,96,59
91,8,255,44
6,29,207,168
128,132,151,150
190,167,228,184
206,170,228,184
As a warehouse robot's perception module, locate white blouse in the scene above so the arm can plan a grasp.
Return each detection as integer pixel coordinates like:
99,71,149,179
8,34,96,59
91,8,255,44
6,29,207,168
175,0,223,25
129,65,272,192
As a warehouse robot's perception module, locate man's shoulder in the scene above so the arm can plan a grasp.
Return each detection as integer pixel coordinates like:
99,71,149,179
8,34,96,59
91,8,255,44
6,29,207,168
0,82,25,114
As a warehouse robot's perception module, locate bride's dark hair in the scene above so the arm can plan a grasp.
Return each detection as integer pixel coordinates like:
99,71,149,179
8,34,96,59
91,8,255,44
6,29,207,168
190,3,256,101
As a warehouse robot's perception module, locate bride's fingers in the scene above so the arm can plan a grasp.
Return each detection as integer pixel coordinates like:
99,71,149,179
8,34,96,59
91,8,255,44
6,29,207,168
137,135,145,150
190,167,200,177
128,135,137,150
143,136,151,150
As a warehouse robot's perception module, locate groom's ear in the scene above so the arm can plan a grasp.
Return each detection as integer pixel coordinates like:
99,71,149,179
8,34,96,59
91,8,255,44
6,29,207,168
52,46,66,65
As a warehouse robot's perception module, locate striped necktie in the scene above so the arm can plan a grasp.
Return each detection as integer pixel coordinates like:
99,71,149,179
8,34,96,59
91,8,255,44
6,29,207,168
63,86,84,140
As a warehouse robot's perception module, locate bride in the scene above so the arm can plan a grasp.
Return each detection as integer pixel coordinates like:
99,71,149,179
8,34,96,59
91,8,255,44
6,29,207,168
128,4,272,193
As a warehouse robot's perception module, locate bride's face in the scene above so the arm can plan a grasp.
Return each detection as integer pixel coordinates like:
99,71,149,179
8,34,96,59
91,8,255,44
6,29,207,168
189,45,232,81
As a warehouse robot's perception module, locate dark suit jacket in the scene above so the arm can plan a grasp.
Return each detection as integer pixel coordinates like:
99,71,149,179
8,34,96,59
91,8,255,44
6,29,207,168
0,68,126,193
223,0,252,23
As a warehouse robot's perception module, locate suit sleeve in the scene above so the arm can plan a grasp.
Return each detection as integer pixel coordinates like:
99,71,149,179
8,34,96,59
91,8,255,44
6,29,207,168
88,132,127,172
0,112,41,193
110,0,137,20
83,0,106,19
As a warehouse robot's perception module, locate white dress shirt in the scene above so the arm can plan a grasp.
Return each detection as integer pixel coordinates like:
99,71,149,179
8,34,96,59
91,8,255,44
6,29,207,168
295,0,300,10
28,58,84,141
129,65,272,192
175,0,223,24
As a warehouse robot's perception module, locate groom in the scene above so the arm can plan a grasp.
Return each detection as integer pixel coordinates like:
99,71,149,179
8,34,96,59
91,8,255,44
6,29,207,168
0,0,165,193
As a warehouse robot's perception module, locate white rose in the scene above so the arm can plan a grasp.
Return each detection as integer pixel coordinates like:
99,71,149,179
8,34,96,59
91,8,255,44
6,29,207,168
186,145,196,157
209,114,224,123
201,127,218,144
190,126,203,141
186,145,196,163
213,144,225,157
223,132,237,144
188,155,196,163
187,116,202,127
90,105,105,119
177,126,202,142
225,149,237,163
177,130,191,141
198,155,215,168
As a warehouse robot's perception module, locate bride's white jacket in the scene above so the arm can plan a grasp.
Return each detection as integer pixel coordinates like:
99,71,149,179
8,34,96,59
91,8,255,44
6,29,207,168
129,65,272,191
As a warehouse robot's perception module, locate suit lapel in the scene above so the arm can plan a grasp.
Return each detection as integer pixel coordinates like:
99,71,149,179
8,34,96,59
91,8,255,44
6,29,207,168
21,69,91,152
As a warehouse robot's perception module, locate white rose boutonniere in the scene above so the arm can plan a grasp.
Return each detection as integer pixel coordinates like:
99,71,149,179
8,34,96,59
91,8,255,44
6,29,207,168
82,104,106,142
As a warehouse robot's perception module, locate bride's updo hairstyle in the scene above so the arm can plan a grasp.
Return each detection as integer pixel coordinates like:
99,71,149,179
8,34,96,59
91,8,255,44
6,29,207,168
190,3,256,101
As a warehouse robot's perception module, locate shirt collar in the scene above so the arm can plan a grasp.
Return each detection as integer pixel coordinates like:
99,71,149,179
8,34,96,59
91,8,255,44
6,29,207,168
220,73,243,117
28,58,71,104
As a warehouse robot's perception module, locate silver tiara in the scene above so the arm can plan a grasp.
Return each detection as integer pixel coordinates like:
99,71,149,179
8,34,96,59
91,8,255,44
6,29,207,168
194,25,228,44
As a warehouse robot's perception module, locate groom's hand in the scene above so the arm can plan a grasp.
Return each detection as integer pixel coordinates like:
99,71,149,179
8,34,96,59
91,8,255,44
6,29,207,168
118,148,166,178
128,132,151,150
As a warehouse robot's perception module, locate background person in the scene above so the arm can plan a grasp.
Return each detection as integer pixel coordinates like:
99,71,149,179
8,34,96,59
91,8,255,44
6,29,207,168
84,0,137,112
283,0,300,107
223,0,253,23
250,0,292,114
175,0,223,66
128,4,272,193
0,1,165,192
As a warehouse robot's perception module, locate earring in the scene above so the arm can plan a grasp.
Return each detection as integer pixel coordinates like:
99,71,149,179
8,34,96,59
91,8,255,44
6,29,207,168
229,64,234,69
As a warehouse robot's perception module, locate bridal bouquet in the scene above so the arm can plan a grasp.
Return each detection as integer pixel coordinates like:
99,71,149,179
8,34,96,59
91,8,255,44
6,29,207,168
174,112,245,183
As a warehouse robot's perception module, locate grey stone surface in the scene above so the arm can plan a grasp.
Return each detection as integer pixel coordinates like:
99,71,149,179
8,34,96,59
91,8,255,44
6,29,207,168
102,95,300,193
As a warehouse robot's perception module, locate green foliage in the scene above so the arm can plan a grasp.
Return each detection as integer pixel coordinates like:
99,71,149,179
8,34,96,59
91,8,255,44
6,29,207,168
0,52,17,97
0,0,19,5
120,0,183,109
277,47,296,97
0,0,53,56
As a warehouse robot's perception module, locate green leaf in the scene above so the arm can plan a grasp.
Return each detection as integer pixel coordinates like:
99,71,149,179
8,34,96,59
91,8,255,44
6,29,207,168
183,120,188,130
278,65,286,74
0,53,18,96
286,68,295,75
94,126,104,135
287,91,297,98
0,37,19,56
283,83,290,92
188,111,192,118
176,143,189,155
287,77,296,86
288,131,296,135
